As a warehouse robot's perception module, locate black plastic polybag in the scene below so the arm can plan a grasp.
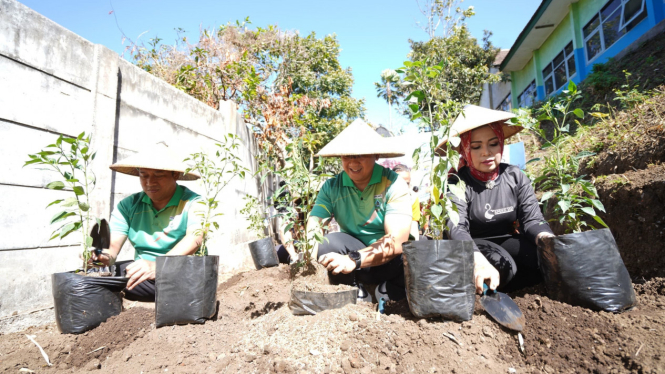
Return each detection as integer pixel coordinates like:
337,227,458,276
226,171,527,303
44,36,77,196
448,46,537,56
155,255,219,327
403,240,475,320
248,238,279,269
289,289,358,315
538,228,636,313
52,272,127,334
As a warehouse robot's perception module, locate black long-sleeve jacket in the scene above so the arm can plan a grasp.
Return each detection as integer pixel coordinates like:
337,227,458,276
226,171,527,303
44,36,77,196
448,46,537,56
447,163,553,251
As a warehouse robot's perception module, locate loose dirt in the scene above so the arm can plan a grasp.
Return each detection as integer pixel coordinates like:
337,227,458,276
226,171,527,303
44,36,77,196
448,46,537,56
1,266,664,373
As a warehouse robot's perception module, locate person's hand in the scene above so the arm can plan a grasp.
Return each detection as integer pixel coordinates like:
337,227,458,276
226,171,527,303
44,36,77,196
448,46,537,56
473,252,500,294
318,253,356,275
536,232,555,246
81,249,114,268
125,260,156,290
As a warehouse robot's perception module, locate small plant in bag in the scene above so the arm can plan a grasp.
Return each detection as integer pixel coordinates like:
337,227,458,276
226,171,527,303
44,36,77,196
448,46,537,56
240,195,269,239
397,60,466,239
518,81,608,233
185,134,248,255
25,132,102,273
272,140,333,265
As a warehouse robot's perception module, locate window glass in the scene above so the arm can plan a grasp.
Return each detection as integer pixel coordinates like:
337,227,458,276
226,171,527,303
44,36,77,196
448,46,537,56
583,15,600,38
554,65,567,89
586,32,602,60
553,51,565,68
603,10,624,47
626,8,647,31
601,0,622,21
624,0,643,23
564,42,574,56
545,77,554,96
542,64,553,78
567,56,576,77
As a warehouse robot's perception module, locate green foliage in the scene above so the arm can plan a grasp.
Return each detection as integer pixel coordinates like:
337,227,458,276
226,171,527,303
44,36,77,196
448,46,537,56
25,132,98,272
185,134,248,256
270,141,333,263
240,195,267,239
375,25,499,123
397,60,465,239
584,60,621,94
518,81,608,233
133,21,364,169
613,71,653,109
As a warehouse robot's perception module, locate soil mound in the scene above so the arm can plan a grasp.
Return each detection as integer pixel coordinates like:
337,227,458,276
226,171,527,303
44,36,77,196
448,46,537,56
596,164,665,279
1,269,664,373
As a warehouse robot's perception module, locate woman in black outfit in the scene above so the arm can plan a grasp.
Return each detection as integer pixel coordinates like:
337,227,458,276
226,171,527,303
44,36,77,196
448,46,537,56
438,105,555,293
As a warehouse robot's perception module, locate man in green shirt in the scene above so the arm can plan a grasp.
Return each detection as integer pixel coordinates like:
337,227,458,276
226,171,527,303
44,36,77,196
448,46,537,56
310,120,413,301
91,144,203,301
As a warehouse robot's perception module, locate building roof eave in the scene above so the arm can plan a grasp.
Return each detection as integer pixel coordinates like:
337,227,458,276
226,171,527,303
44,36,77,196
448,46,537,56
500,0,577,72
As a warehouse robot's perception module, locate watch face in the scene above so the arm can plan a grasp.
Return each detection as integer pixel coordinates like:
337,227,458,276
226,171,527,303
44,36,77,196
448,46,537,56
348,251,360,260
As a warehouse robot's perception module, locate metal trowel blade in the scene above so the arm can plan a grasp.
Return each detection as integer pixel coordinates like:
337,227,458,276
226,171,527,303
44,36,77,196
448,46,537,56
480,289,526,332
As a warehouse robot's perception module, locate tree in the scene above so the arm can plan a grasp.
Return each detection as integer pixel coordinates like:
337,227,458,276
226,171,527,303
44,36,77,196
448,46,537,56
375,2,500,130
374,69,403,128
133,21,364,168
415,0,475,39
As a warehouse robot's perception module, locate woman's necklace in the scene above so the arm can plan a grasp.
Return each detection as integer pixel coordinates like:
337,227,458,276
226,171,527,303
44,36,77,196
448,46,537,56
485,180,496,190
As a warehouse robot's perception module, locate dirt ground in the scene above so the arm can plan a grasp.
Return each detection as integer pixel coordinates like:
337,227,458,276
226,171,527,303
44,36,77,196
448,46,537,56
1,265,663,374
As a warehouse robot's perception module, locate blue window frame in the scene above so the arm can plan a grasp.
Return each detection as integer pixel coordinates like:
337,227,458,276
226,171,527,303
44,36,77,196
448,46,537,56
542,42,576,96
583,0,648,62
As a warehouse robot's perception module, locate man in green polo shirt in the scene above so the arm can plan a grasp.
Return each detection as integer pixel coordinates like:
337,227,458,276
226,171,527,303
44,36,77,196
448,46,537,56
310,120,412,301
91,144,203,301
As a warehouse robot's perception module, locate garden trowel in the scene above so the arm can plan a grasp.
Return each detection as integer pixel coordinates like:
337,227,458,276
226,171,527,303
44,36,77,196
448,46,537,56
90,219,110,269
480,283,525,332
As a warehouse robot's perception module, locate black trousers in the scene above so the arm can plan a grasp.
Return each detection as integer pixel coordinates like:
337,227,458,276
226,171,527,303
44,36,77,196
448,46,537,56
316,232,405,287
474,235,542,292
116,260,156,302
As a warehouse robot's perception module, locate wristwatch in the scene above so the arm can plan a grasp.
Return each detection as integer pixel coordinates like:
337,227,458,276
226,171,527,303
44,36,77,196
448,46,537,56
348,251,362,270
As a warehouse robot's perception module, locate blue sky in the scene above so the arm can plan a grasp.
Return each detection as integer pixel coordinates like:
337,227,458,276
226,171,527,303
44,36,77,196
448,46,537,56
19,0,540,133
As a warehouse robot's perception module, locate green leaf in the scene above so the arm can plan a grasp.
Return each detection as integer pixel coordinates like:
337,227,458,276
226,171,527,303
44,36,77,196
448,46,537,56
212,222,219,230
72,186,84,196
62,137,76,144
580,206,596,216
62,197,78,207
526,158,541,165
557,200,571,213
448,183,465,201
573,108,584,118
85,235,93,248
574,151,596,159
448,209,460,227
46,181,65,190
78,202,90,212
432,186,440,204
540,191,554,202
430,204,443,219
284,222,294,233
46,199,64,208
59,222,78,238
50,211,74,225
592,215,609,228
561,184,570,194
590,199,606,213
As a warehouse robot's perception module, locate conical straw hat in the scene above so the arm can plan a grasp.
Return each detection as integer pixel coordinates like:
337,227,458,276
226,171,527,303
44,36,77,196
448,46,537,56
316,119,405,158
109,143,200,180
435,105,522,155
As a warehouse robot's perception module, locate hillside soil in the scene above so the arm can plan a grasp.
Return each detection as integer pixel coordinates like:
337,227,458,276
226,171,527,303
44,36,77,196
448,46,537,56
1,266,664,374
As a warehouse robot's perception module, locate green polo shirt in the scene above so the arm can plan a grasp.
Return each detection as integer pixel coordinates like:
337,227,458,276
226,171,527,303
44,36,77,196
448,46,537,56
311,164,412,246
109,185,202,261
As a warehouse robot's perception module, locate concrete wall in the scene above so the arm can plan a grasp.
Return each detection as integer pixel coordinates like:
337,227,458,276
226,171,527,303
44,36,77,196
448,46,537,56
0,0,261,332
478,66,511,110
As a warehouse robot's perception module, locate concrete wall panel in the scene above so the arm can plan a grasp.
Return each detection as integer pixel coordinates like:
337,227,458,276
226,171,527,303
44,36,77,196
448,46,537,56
0,0,95,89
0,55,91,136
0,185,80,250
0,245,82,319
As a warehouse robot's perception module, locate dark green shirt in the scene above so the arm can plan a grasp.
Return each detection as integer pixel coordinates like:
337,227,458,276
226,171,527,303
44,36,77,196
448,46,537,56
110,185,202,261
311,164,412,246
